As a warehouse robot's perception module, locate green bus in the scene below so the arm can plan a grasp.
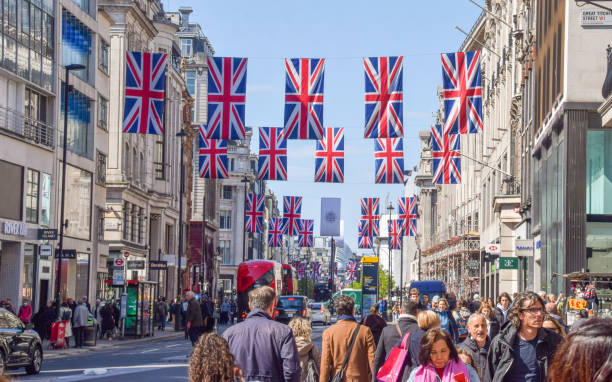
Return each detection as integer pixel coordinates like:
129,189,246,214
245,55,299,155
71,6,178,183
332,288,363,316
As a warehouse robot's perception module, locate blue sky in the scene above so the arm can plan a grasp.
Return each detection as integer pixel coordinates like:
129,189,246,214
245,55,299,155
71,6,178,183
171,0,482,251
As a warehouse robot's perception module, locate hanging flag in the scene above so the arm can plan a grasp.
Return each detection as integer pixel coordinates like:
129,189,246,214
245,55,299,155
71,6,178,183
297,219,314,248
358,220,373,249
258,127,288,180
431,124,461,184
374,138,404,184
408,196,418,237
346,261,357,281
388,219,404,250
206,56,248,139
123,52,167,135
198,126,229,179
311,262,321,280
398,197,409,232
284,58,325,139
360,198,380,237
245,193,265,233
268,217,284,247
441,51,483,134
283,196,302,236
315,127,344,183
363,56,404,138
297,262,306,279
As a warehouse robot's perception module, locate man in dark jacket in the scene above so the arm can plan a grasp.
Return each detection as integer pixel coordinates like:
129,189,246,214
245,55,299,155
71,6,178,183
457,313,490,376
372,300,420,382
484,291,563,382
494,292,512,326
223,286,301,382
185,291,204,345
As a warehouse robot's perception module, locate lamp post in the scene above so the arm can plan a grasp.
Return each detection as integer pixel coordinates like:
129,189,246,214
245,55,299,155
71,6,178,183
386,201,394,317
176,129,187,297
55,64,85,318
241,176,250,262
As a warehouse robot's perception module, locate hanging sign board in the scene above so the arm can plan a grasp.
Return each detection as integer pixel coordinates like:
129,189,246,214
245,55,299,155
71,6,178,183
568,298,587,310
149,260,168,271
486,244,501,255
127,260,145,270
515,239,534,257
499,257,519,270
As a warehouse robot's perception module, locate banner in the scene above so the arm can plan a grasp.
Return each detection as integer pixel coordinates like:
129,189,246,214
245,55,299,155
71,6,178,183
320,197,341,236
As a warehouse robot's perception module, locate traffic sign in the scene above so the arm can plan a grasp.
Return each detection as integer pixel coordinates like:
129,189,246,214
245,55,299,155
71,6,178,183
40,244,52,258
486,244,501,255
123,251,130,259
114,258,125,267
499,257,519,270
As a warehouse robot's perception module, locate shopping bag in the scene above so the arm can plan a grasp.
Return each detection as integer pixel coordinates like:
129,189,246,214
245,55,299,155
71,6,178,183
376,332,411,382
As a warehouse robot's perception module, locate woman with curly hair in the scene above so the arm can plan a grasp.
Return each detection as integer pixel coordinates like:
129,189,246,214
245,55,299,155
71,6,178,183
289,317,321,381
189,332,244,382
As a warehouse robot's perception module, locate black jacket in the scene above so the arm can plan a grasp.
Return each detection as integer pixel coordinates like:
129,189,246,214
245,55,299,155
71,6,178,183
372,315,420,382
494,306,510,326
457,336,490,376
223,309,301,382
185,298,204,328
483,324,563,382
487,316,501,340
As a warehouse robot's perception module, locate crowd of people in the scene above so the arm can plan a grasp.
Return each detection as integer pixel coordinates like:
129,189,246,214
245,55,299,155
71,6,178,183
185,286,611,382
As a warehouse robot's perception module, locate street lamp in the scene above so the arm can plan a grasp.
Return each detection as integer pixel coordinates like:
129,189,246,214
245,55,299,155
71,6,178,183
241,176,250,262
176,129,187,297
386,201,394,318
55,63,86,318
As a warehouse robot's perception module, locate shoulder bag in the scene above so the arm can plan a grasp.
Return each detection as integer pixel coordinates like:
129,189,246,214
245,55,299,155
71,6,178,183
331,323,361,382
376,324,412,382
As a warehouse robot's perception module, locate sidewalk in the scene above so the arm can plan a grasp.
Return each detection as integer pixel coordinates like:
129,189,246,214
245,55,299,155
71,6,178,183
43,329,184,359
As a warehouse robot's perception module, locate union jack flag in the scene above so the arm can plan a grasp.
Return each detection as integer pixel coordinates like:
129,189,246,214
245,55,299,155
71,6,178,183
346,261,357,281
431,124,461,184
310,262,321,280
268,217,284,247
398,196,418,236
315,127,344,183
441,51,483,134
284,58,325,139
358,223,373,249
388,219,404,250
258,127,288,181
283,196,302,236
123,52,167,135
297,262,306,279
207,57,248,139
198,126,229,179
364,56,404,139
297,219,314,248
245,193,265,233
360,198,380,237
374,138,404,184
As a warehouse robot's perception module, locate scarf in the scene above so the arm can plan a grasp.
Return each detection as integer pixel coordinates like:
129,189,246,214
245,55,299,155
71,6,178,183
415,359,470,382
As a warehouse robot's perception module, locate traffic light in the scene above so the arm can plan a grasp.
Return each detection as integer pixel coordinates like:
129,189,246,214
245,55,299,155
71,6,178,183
328,279,332,291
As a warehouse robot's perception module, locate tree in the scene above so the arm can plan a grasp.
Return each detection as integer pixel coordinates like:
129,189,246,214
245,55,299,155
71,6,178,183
378,267,395,301
348,281,362,289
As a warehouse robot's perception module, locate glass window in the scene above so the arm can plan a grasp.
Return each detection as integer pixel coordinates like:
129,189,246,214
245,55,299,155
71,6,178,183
2,36,17,72
60,164,92,240
23,244,35,301
96,151,106,185
98,95,108,130
220,210,231,230
220,240,231,265
62,9,91,83
21,0,30,45
185,71,195,96
123,202,130,240
43,13,54,58
26,168,39,223
154,135,165,180
99,39,109,74
75,253,89,301
40,173,50,226
71,0,89,19
222,185,232,200
587,130,612,215
138,207,144,244
97,207,104,242
181,38,192,57
60,83,92,158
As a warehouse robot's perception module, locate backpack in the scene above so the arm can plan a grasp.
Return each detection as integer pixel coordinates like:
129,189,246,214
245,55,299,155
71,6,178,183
303,348,320,382
61,309,71,321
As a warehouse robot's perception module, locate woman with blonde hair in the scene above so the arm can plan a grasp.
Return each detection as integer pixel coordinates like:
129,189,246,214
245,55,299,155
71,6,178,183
288,317,320,381
409,310,442,370
189,332,243,382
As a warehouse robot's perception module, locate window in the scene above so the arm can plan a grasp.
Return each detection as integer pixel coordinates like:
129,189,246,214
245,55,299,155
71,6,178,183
138,207,144,244
62,9,92,83
97,207,105,241
99,39,109,74
60,84,92,158
23,244,35,302
123,202,130,240
222,185,232,200
181,38,192,57
220,210,232,230
71,0,90,14
41,173,51,226
98,95,108,130
61,164,92,240
132,148,138,183
124,143,130,179
185,71,196,96
220,240,231,265
587,130,612,214
130,204,137,241
25,168,40,223
140,152,145,185
154,135,165,180
0,161,23,221
96,151,106,185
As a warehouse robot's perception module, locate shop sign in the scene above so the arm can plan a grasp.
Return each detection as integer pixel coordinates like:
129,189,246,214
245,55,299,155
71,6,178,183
568,298,587,310
39,244,52,258
2,221,27,237
54,249,77,259
127,260,145,270
515,239,534,257
581,10,612,26
499,257,519,270
113,258,125,268
37,228,57,240
486,244,500,255
149,260,168,270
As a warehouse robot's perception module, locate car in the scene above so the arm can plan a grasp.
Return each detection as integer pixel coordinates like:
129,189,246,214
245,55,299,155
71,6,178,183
309,302,331,325
0,308,43,376
275,296,311,324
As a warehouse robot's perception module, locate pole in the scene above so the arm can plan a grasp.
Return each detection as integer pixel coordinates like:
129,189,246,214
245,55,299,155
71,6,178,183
330,238,336,295
55,67,71,319
201,193,206,295
177,137,184,297
400,246,403,308
388,208,392,316
242,180,248,262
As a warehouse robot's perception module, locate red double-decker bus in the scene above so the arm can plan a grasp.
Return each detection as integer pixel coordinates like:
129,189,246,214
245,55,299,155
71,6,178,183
237,260,283,320
281,263,298,295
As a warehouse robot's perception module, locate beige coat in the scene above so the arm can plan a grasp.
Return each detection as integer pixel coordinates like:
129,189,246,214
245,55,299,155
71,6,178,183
320,319,376,382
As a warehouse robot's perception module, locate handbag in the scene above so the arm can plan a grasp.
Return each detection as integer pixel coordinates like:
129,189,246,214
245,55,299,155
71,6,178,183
376,324,412,382
304,348,320,382
331,323,361,382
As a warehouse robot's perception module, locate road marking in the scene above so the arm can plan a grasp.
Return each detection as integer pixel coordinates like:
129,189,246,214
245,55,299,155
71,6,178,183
141,348,159,353
166,343,180,348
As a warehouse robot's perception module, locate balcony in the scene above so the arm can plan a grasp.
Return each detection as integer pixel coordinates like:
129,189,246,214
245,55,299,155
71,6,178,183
0,105,55,149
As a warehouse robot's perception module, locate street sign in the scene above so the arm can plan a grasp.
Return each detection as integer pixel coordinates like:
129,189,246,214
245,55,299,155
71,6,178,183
40,244,52,258
54,249,76,259
149,260,168,271
486,244,501,255
499,257,519,270
127,260,145,270
123,251,130,259
37,228,57,240
112,269,125,285
515,239,534,257
113,258,125,267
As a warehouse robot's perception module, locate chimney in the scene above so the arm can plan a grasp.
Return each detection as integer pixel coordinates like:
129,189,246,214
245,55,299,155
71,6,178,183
178,6,193,28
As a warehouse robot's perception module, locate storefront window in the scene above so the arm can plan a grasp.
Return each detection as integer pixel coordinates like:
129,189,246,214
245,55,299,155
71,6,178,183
75,253,89,300
586,221,612,274
587,130,612,215
23,244,35,301
60,164,92,240
40,173,50,226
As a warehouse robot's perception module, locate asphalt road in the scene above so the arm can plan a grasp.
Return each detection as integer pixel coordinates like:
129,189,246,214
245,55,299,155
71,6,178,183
8,323,330,381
